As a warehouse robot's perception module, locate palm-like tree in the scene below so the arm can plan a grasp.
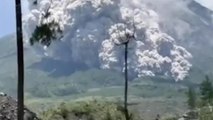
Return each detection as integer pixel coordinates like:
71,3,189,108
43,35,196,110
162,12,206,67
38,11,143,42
124,42,129,120
15,0,24,120
114,24,137,120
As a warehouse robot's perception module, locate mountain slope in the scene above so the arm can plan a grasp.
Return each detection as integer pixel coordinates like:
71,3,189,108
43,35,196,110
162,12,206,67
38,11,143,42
23,0,213,81
23,0,197,81
0,0,212,89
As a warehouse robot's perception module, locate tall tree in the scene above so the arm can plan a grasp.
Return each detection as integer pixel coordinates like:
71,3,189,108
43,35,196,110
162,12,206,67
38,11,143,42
122,41,129,120
114,23,137,120
15,0,24,120
200,76,213,105
187,87,197,110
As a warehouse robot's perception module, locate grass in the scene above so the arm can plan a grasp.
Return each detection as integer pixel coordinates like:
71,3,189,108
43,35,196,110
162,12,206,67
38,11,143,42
40,100,142,120
24,80,189,120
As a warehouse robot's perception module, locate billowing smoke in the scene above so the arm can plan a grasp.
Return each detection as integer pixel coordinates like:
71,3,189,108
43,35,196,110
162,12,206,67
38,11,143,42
23,0,192,81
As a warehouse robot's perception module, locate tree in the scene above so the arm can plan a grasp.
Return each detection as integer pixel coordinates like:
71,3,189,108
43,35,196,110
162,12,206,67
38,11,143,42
30,1,62,47
15,0,24,120
200,76,213,105
113,22,137,120
187,87,197,110
29,2,139,120
30,20,62,46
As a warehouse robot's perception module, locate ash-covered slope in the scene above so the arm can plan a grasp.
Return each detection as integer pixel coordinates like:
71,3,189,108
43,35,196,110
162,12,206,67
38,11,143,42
144,0,213,81
0,94,38,120
24,0,195,81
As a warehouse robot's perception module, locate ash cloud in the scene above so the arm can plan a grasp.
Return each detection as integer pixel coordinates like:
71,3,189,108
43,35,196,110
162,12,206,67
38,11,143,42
23,0,192,80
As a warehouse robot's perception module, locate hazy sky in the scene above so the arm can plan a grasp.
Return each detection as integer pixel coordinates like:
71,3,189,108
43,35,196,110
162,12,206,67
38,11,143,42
0,0,15,37
195,0,213,10
0,0,212,38
0,0,28,37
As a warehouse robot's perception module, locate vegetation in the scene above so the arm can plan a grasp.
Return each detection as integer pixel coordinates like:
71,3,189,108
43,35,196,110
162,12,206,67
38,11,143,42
30,21,62,47
1,0,213,119
163,117,178,120
30,1,62,47
185,75,213,109
187,87,197,110
196,76,213,120
2,35,213,119
176,75,213,120
113,21,138,120
27,69,123,98
40,100,140,120
198,106,213,120
200,76,213,105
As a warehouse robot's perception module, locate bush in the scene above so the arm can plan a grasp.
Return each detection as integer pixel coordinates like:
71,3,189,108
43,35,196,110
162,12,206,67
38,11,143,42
198,107,213,120
40,100,141,120
162,115,179,120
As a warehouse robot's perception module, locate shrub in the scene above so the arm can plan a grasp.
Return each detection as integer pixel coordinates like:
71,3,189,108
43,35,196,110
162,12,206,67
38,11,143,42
40,100,141,120
198,107,213,120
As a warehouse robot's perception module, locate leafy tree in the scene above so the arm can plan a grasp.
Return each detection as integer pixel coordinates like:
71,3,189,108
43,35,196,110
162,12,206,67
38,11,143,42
15,0,25,120
187,87,197,110
200,76,213,105
30,21,62,47
30,2,62,47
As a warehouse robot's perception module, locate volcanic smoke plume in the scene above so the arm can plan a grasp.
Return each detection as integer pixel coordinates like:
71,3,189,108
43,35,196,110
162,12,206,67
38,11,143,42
23,0,192,80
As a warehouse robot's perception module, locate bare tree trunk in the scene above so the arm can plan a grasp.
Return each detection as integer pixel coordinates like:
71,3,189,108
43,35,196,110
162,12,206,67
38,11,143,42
124,43,129,120
15,0,24,120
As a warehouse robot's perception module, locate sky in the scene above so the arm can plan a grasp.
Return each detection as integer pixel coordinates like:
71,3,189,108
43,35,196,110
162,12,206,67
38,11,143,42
0,0,15,37
0,0,212,38
0,0,28,38
195,0,213,10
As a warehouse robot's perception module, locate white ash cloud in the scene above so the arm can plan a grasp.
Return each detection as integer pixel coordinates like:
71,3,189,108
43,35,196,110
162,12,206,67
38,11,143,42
23,0,192,80
195,0,213,10
138,0,198,40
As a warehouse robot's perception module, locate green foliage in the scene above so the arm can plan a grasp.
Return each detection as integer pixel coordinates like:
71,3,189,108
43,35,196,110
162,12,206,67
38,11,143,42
161,114,179,120
27,69,123,98
198,107,213,120
200,76,213,105
29,83,51,98
187,87,197,110
40,101,140,120
52,83,84,96
163,117,178,120
71,69,123,87
30,21,62,46
181,76,213,120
